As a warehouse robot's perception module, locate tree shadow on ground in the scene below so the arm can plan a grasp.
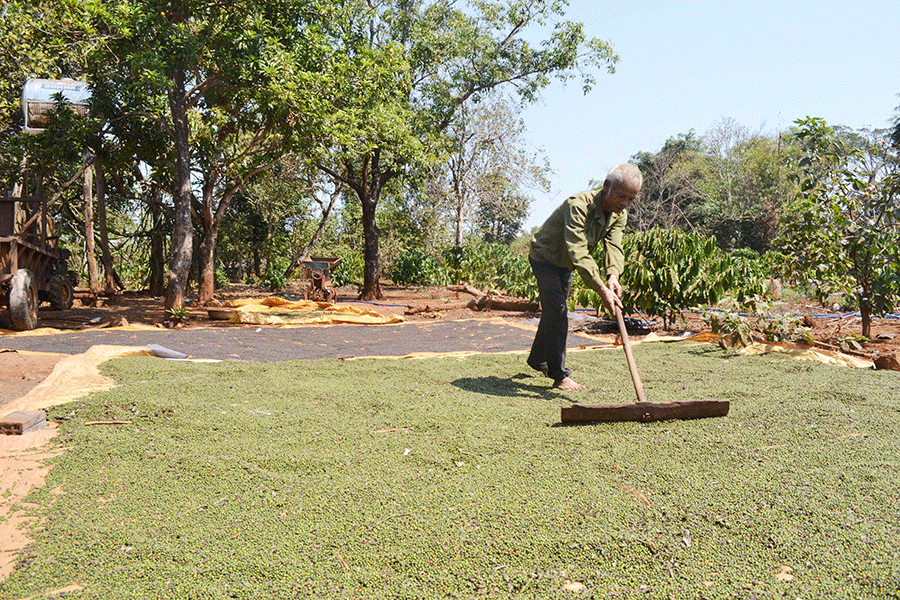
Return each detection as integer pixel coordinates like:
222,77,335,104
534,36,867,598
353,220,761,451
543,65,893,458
451,373,557,399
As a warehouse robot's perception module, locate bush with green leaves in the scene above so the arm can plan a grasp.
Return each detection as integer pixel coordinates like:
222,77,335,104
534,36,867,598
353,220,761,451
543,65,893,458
443,241,537,300
724,247,770,309
330,252,364,288
260,257,290,291
214,268,231,289
573,227,765,327
701,297,812,348
387,248,449,286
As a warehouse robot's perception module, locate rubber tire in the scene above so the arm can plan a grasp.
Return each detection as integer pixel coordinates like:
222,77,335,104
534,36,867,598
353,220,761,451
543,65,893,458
9,269,38,331
48,273,74,310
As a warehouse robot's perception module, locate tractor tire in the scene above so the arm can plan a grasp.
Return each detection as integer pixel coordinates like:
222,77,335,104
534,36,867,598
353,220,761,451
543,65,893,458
9,269,38,331
48,273,74,310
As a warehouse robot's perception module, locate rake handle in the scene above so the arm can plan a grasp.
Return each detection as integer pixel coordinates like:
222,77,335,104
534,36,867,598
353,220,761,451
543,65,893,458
615,305,648,404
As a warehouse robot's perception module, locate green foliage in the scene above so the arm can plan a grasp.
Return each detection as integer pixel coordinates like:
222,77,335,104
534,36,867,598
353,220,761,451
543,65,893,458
261,257,289,292
214,268,231,289
322,0,619,297
573,227,764,326
443,240,537,300
387,248,449,286
165,305,189,323
701,298,812,348
629,123,799,252
725,247,769,308
777,117,900,338
330,251,364,288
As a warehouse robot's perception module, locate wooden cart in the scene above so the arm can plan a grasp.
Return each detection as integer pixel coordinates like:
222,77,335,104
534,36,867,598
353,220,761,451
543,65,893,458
1,194,74,330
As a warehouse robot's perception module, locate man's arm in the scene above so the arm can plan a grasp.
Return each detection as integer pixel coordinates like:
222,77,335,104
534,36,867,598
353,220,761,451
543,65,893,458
602,212,628,311
564,202,621,313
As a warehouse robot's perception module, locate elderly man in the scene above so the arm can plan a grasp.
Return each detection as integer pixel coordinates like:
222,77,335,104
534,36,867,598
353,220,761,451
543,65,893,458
527,163,642,390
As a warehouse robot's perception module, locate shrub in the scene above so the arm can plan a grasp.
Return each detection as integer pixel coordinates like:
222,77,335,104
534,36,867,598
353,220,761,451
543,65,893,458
443,241,537,300
702,298,812,348
331,252,364,288
573,227,766,327
387,249,449,286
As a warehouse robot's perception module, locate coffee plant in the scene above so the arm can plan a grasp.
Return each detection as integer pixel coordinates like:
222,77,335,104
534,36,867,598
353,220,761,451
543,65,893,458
443,241,537,300
331,252,364,288
388,248,449,286
573,227,766,327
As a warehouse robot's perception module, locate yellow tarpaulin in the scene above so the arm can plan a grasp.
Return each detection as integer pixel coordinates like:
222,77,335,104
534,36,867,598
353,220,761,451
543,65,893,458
224,297,404,326
738,341,874,369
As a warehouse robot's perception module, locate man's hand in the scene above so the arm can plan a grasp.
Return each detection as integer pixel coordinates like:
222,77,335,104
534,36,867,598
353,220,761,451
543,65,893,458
598,284,622,314
607,273,623,298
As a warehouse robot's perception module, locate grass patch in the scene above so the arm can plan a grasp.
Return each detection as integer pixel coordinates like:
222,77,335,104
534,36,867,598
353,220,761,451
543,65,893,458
1,343,899,598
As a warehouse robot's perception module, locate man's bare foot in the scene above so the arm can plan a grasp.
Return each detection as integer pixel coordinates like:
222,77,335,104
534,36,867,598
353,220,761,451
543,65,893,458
553,376,587,391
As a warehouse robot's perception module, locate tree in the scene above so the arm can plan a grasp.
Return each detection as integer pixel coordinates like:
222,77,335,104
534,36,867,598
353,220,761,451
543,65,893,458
691,118,795,252
476,179,531,244
630,131,702,231
318,0,618,300
85,0,330,310
778,117,899,338
631,121,798,252
440,95,550,246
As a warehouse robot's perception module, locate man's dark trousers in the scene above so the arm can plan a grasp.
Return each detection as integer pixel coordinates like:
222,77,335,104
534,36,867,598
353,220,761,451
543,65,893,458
528,256,573,382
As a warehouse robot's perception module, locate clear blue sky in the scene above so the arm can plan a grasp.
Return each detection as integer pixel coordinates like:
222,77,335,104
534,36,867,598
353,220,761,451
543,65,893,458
520,0,900,229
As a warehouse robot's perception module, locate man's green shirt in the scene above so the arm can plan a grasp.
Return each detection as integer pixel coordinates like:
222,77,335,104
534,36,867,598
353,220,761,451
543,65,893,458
528,189,627,293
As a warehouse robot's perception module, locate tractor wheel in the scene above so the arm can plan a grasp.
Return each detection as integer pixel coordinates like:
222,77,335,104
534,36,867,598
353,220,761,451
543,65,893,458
48,273,74,310
9,269,38,331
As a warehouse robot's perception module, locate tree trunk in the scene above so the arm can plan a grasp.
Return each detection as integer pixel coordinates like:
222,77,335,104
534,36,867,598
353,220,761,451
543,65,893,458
320,152,393,301
165,74,195,312
197,184,238,304
94,157,118,294
148,189,166,296
360,189,382,300
861,303,871,340
357,151,391,301
83,155,100,295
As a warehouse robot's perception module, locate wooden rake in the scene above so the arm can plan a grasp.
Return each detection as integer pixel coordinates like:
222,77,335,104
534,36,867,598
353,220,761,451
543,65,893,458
561,306,730,423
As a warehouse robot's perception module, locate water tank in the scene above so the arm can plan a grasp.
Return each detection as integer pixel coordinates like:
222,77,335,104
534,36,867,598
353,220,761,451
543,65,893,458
22,78,91,134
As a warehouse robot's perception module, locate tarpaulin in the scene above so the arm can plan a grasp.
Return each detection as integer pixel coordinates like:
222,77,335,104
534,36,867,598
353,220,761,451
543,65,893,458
225,297,404,326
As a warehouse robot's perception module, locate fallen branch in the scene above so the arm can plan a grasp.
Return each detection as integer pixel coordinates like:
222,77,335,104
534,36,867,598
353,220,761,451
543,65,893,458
466,295,540,312
447,284,484,298
405,302,470,315
84,420,132,426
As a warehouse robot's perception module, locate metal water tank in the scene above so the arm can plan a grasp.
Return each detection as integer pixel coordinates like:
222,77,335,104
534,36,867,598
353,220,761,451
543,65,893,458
22,78,91,134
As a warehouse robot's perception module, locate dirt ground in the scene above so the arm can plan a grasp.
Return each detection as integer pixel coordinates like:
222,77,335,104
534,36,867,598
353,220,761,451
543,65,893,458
2,282,900,404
